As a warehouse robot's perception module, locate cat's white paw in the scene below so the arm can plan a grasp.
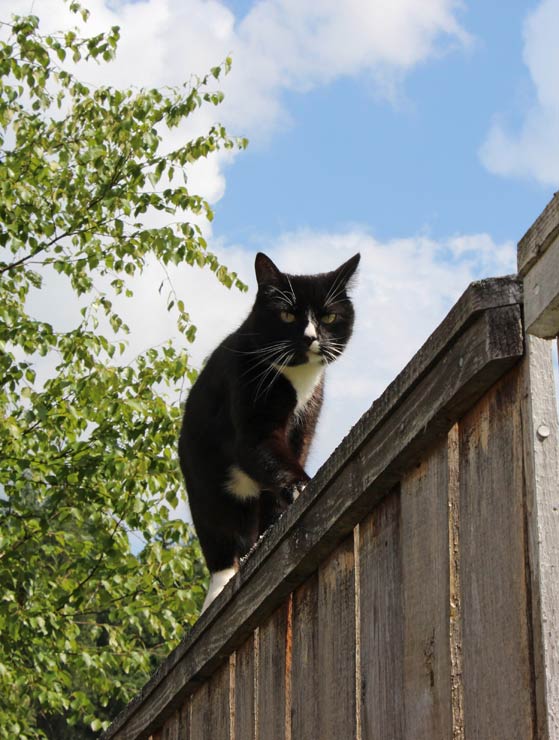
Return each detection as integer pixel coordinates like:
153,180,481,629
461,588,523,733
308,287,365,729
201,567,235,613
292,480,308,500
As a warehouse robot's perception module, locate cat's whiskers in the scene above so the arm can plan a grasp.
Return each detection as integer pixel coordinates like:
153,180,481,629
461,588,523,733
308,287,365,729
324,341,345,352
268,285,296,307
241,343,293,381
254,349,293,400
284,275,297,305
321,340,345,363
323,272,346,308
231,341,292,357
325,296,351,308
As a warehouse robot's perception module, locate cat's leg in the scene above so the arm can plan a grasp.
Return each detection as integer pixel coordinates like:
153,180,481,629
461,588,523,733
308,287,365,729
258,489,288,533
196,497,260,613
258,482,307,534
236,436,310,503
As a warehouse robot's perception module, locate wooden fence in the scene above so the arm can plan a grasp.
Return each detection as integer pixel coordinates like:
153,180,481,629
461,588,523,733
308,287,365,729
103,196,559,740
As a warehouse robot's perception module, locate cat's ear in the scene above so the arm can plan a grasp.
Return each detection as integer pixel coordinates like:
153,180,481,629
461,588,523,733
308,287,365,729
255,252,283,286
332,253,361,290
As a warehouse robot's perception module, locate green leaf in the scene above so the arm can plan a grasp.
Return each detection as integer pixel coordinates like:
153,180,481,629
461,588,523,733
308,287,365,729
0,5,240,736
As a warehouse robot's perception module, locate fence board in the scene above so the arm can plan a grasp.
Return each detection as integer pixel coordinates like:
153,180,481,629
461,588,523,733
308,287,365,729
521,336,559,740
523,234,559,338
160,710,179,740
359,491,404,740
190,662,230,740
291,573,319,740
400,438,452,739
318,534,356,740
447,424,465,740
234,632,256,740
257,601,290,740
518,191,559,275
459,367,534,739
178,700,189,740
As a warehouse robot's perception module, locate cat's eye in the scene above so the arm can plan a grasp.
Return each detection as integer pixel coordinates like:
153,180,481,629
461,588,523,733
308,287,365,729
280,310,296,323
321,313,337,324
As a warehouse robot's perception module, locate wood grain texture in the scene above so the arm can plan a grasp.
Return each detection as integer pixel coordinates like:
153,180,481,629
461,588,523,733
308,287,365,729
518,192,559,276
359,491,404,740
447,425,464,740
520,336,559,740
103,283,524,740
257,601,290,740
317,535,356,740
177,700,189,740
400,438,452,739
190,662,230,740
523,235,559,338
291,573,319,740
160,711,179,740
459,367,534,739
234,633,256,740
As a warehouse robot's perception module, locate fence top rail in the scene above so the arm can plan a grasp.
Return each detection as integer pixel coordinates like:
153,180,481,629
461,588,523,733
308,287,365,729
102,275,523,740
518,191,559,276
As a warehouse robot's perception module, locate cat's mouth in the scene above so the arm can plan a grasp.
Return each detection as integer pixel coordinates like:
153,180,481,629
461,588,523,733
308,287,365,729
306,349,325,365
285,347,326,367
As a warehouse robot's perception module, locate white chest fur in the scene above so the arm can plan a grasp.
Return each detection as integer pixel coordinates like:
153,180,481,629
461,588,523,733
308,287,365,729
277,361,324,413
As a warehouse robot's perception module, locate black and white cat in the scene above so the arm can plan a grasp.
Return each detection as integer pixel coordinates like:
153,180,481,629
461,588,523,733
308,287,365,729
179,252,360,611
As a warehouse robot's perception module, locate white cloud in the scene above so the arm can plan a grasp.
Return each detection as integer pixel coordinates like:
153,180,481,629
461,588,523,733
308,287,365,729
2,0,469,190
480,0,559,185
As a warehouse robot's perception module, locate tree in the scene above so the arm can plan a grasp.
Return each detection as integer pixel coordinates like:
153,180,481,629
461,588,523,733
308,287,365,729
0,3,247,737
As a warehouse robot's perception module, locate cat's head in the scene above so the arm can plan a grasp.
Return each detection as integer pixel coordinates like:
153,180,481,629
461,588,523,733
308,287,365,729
251,252,360,367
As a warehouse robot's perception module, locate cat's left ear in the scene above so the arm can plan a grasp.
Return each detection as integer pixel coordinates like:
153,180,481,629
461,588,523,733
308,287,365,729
332,253,361,290
255,252,283,286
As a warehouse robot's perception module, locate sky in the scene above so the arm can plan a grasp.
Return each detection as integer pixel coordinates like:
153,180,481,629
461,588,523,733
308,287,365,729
3,0,559,482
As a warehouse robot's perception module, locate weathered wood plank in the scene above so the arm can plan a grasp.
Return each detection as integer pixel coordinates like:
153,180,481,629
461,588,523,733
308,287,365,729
234,633,256,740
518,192,559,276
318,535,356,740
520,336,559,740
523,235,559,338
359,491,403,740
160,711,179,740
400,438,452,739
190,662,230,740
447,424,464,740
459,367,534,739
177,699,189,740
291,574,319,740
103,286,524,740
257,602,290,740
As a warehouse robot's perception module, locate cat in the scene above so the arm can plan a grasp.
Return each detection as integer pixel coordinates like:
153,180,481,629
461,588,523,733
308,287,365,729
178,251,360,611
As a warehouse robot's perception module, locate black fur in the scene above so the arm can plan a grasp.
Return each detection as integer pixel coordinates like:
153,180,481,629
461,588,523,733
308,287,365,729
178,252,360,575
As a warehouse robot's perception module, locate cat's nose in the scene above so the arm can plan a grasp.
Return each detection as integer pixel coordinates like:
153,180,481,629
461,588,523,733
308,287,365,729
302,335,315,347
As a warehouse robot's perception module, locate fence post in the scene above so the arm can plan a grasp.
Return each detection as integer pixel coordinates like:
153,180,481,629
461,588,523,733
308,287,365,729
518,195,559,739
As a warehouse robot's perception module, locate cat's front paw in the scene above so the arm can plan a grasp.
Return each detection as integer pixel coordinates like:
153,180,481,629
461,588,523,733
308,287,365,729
281,478,308,503
292,479,307,500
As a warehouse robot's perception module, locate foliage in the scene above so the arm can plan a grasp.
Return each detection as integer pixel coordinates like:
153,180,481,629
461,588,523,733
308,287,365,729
0,3,247,737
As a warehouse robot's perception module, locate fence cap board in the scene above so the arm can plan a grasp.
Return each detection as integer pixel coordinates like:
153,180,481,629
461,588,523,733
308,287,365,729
518,191,559,276
102,275,523,740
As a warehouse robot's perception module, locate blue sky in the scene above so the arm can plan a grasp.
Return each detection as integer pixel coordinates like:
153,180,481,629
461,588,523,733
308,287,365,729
213,0,553,246
5,0,559,474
